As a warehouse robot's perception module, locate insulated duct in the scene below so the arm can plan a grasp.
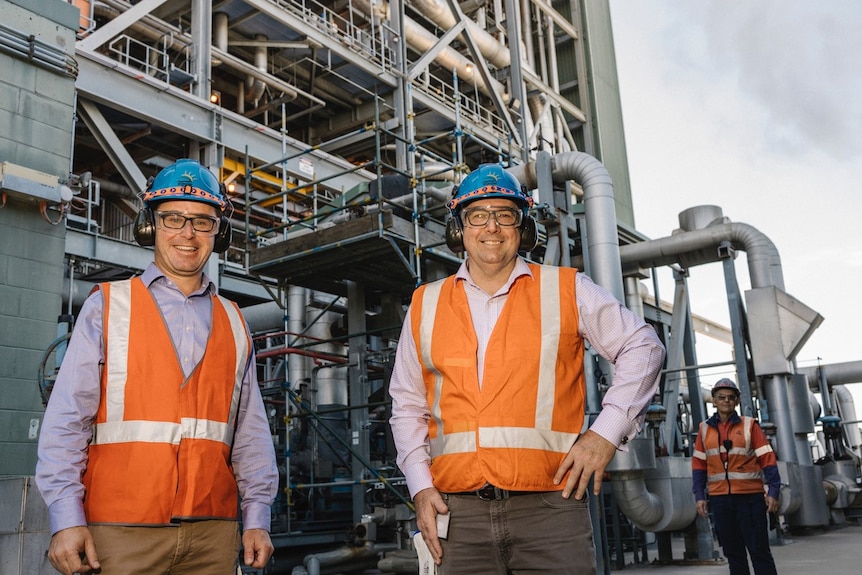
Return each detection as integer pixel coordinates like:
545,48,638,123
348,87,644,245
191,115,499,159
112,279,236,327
617,213,785,291
508,151,624,299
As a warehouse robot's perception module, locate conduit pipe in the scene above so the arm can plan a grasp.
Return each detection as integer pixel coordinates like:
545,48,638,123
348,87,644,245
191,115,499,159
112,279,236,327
288,285,309,389
797,361,862,388
410,0,565,145
835,385,862,458
797,362,862,456
247,34,268,104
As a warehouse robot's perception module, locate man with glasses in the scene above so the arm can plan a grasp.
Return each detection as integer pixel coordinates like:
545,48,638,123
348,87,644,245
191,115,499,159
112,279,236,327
692,378,780,575
389,163,665,574
36,159,278,575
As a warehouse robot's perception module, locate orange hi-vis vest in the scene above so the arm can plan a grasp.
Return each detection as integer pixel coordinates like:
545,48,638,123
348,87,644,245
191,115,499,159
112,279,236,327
82,277,250,525
411,263,585,493
695,416,775,496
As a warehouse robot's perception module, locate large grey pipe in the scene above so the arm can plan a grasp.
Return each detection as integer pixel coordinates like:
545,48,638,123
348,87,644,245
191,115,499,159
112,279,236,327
617,218,785,291
508,151,624,300
797,361,862,387
614,207,796,461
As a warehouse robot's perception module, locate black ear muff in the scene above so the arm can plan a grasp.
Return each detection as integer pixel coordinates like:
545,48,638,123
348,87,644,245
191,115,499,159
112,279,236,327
519,215,538,252
445,213,464,253
133,207,156,247
213,216,232,253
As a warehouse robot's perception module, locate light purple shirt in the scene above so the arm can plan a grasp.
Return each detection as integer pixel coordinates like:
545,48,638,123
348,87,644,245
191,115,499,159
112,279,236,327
35,263,278,535
389,258,666,497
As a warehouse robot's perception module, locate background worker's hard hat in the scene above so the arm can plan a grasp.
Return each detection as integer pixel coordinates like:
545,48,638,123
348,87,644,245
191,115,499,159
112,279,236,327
711,378,740,396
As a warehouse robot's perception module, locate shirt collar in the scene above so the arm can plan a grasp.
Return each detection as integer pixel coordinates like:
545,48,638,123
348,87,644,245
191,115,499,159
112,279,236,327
141,262,216,296
707,410,742,428
455,256,533,293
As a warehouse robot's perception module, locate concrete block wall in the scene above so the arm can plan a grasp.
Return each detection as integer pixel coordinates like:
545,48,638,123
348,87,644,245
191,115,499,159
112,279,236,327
0,0,78,177
0,476,52,575
0,0,77,476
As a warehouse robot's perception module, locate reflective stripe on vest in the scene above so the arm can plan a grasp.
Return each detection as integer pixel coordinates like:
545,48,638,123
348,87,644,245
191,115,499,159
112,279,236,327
414,264,585,492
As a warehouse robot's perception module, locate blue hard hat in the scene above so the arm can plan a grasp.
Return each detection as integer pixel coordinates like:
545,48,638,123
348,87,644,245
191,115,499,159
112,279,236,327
141,159,227,211
446,164,533,213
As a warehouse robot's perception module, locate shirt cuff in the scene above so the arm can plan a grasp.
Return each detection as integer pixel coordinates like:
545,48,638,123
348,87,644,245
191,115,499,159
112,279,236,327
48,497,88,536
589,408,640,451
403,460,434,499
241,502,273,532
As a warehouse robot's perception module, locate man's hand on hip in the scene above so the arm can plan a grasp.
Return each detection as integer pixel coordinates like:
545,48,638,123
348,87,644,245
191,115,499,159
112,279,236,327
553,429,617,500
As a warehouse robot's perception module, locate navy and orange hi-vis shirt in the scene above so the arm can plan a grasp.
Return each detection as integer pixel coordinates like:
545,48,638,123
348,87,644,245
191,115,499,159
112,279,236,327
692,412,780,501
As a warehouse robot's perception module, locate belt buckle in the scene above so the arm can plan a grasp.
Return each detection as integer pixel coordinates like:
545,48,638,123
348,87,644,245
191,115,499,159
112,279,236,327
476,484,506,501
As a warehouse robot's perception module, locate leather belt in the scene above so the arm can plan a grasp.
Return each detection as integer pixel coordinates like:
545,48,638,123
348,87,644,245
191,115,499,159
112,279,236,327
452,484,535,501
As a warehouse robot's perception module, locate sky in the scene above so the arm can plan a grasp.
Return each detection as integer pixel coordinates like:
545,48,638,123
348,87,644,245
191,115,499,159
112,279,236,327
607,2,862,396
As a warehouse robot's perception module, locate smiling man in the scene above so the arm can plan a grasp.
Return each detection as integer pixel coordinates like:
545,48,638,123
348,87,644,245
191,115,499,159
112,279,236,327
36,159,278,575
389,163,665,574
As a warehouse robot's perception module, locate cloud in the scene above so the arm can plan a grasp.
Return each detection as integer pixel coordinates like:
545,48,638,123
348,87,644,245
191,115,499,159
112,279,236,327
661,2,862,162
610,0,862,366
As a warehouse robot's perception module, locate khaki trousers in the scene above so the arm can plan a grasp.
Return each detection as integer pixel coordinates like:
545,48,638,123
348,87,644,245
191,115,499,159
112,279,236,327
89,520,241,574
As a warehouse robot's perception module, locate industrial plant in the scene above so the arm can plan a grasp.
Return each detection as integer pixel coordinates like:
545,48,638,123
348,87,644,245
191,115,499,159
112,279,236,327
1,0,860,573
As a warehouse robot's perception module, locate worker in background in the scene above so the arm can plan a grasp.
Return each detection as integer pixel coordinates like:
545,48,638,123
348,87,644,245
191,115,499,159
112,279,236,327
692,378,780,575
388,163,666,574
36,159,278,575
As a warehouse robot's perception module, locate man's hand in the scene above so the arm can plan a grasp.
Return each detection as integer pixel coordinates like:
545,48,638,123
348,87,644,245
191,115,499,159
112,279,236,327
765,495,779,514
553,429,617,500
413,487,449,565
242,528,274,569
47,526,100,575
696,499,709,518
